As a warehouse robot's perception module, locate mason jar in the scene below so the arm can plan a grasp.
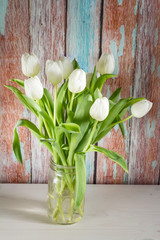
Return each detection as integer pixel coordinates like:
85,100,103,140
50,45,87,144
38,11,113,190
47,159,85,224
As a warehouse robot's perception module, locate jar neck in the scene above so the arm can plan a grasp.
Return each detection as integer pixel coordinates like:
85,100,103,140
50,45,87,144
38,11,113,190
50,158,76,174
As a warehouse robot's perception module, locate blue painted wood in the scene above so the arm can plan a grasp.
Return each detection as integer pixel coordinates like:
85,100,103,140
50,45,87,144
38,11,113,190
67,0,101,183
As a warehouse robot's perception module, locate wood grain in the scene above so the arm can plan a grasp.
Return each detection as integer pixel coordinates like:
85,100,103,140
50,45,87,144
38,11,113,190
96,0,139,183
29,0,66,183
129,0,160,184
66,0,101,183
0,0,31,183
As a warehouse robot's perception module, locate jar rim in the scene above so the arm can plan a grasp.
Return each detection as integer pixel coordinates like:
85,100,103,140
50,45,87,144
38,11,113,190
50,158,76,171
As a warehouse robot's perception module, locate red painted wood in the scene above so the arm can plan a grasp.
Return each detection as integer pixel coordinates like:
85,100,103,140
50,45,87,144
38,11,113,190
0,0,31,183
129,0,160,184
96,0,139,183
29,0,66,183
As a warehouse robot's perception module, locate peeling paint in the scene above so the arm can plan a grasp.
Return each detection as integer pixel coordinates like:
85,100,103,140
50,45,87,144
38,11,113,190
23,108,29,118
114,124,119,133
110,25,125,74
118,25,125,57
158,65,160,78
132,25,137,58
107,86,110,98
0,0,8,35
110,40,119,74
103,159,107,176
118,0,123,6
154,28,158,47
147,119,156,138
152,160,157,170
151,55,156,74
134,0,139,15
25,159,30,175
86,152,93,183
124,172,128,184
113,163,117,179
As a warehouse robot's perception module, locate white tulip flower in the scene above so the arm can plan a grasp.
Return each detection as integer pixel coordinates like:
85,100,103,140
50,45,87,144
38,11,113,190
68,69,86,93
131,99,153,118
97,53,115,75
61,56,73,79
24,76,43,100
46,60,63,85
86,73,92,88
90,97,109,121
21,53,40,77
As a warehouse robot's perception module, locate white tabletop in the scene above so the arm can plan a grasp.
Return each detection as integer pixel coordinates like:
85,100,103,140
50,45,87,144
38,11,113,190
0,184,160,240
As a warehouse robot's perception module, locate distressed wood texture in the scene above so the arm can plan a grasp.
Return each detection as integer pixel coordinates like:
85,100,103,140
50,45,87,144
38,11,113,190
67,0,101,183
129,0,160,184
0,0,31,183
96,0,139,183
0,0,160,184
29,0,66,183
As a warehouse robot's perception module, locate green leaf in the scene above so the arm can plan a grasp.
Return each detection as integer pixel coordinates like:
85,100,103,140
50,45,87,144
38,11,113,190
15,119,53,154
10,79,24,88
87,145,128,173
93,88,102,100
116,115,125,137
68,93,93,165
90,66,97,93
43,88,54,116
109,87,122,102
94,74,116,91
40,138,55,143
4,85,38,116
94,98,129,143
72,59,80,69
56,81,68,124
74,153,86,211
13,128,22,164
60,123,80,133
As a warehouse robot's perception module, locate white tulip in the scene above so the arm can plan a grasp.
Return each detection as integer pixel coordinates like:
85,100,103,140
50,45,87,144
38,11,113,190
24,76,43,100
61,56,73,79
21,53,40,77
97,53,115,74
46,60,63,85
90,97,109,121
68,69,86,93
86,73,92,88
131,99,153,118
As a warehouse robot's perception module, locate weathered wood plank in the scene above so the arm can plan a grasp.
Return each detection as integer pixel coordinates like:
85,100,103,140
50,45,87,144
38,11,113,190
0,0,31,183
66,0,101,183
129,0,160,184
96,0,139,183
29,0,66,183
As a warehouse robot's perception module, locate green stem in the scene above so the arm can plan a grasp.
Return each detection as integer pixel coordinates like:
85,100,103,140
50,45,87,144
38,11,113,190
83,120,98,152
107,114,133,130
54,84,57,126
69,93,75,111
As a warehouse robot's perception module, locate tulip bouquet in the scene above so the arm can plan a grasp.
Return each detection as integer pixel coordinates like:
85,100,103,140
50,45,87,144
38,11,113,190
5,53,152,224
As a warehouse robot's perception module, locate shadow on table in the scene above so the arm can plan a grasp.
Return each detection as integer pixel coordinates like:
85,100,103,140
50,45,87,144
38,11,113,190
0,195,53,225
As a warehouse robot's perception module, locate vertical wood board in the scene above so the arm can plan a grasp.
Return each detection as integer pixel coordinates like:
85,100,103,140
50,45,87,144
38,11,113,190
66,0,101,183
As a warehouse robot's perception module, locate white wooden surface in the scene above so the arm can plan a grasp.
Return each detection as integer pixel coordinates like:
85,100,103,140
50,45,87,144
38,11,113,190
0,185,160,240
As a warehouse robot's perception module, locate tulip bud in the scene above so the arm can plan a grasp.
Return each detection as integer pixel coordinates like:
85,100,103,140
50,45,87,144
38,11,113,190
90,97,109,121
131,99,153,118
21,53,40,77
68,69,86,93
86,73,92,88
97,53,115,75
24,76,43,100
61,56,73,79
46,60,63,85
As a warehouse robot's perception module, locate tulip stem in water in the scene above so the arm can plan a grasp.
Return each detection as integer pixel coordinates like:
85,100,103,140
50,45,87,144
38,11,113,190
83,120,98,152
107,114,134,130
70,93,75,111
54,84,57,126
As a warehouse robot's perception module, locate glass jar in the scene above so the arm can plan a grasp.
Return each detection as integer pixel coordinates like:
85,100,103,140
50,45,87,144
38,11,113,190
47,159,85,224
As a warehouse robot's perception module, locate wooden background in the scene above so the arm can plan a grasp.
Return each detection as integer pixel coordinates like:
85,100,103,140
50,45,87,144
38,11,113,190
0,0,160,184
